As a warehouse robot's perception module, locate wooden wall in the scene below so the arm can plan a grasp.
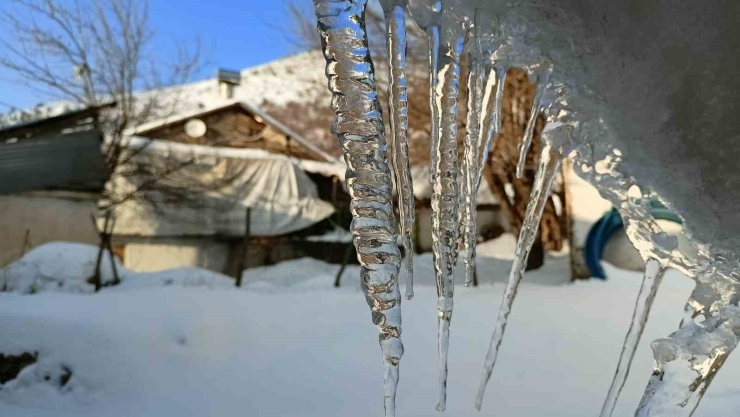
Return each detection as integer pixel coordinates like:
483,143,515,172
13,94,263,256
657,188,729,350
139,105,323,161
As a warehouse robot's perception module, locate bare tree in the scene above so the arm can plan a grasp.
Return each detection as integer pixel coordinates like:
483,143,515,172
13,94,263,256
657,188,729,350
0,0,206,288
0,0,204,197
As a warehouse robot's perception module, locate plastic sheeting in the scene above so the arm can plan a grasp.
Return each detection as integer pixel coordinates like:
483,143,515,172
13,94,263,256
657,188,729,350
113,151,335,237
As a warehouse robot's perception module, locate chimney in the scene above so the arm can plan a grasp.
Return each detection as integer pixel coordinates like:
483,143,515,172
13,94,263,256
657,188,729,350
217,69,241,99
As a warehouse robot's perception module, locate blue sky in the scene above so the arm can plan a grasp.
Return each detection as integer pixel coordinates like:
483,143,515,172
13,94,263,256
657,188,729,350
0,0,313,111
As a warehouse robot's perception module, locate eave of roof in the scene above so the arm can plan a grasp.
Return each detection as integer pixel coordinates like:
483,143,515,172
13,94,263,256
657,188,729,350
0,101,116,139
127,100,338,163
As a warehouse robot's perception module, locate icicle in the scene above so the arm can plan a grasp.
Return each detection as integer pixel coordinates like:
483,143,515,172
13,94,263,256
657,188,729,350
569,141,720,417
381,0,415,300
476,66,507,188
427,24,441,185
475,123,573,411
314,1,403,416
461,12,485,287
431,22,465,413
515,66,553,179
636,265,740,417
600,258,668,417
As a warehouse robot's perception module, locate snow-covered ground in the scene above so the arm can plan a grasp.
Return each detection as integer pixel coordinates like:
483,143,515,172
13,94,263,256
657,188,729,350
0,240,739,417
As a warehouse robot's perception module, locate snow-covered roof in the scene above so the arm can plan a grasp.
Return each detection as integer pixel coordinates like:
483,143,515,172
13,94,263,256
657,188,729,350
127,100,337,163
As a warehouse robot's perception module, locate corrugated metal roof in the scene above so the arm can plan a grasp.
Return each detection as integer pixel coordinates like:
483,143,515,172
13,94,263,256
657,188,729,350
0,130,107,194
0,102,116,140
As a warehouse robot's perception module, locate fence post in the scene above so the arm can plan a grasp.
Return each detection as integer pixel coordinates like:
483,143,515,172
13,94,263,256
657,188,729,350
235,207,251,287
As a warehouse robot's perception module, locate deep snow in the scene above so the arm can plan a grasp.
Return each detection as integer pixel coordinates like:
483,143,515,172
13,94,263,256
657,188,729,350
0,241,739,417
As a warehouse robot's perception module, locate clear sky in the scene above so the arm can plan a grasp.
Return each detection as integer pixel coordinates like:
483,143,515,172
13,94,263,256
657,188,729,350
0,0,311,111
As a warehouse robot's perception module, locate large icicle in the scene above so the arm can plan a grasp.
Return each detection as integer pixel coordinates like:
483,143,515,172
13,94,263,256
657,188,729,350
461,14,485,287
516,66,553,179
381,0,415,300
313,1,403,416
600,258,668,417
636,265,740,417
569,142,715,417
426,16,441,185
475,123,574,411
431,19,465,413
476,66,507,188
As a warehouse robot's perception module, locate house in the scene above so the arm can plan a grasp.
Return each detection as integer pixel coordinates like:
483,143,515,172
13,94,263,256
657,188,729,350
152,53,509,253
109,101,350,275
0,52,515,274
0,104,111,267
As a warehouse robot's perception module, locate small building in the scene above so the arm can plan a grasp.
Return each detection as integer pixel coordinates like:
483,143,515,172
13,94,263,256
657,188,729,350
0,105,111,267
110,101,350,275
0,54,517,276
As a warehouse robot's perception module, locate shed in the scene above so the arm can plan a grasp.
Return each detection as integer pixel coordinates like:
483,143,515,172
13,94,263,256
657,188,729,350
111,102,350,275
0,105,111,267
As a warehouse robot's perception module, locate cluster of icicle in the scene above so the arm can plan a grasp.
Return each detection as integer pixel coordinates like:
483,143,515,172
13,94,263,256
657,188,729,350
313,1,740,416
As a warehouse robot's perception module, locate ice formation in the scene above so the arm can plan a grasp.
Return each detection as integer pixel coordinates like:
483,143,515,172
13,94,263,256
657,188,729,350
313,1,740,416
380,0,416,300
459,10,483,287
476,122,574,411
314,1,404,415
601,259,667,417
427,8,464,413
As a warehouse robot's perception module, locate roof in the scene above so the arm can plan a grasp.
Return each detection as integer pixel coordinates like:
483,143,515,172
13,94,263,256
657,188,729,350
128,101,337,163
0,102,116,141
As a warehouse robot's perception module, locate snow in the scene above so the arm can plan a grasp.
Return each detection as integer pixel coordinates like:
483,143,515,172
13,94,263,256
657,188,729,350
0,242,234,294
0,243,121,294
1,240,740,416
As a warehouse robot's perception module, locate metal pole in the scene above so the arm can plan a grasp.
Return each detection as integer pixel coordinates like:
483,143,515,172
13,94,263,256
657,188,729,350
235,207,251,287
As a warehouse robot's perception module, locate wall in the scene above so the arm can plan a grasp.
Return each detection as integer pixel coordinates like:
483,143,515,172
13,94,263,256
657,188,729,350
0,192,100,267
122,237,230,273
139,104,323,161
121,235,354,277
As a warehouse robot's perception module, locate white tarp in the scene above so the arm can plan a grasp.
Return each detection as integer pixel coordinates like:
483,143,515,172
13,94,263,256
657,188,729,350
112,141,335,237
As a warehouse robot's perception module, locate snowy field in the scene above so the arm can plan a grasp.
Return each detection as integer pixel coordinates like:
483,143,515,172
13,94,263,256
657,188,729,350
1,240,740,417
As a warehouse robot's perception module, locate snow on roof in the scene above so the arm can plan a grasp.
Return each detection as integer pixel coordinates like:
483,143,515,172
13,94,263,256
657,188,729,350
0,102,116,137
2,50,332,144
137,51,329,126
127,100,337,163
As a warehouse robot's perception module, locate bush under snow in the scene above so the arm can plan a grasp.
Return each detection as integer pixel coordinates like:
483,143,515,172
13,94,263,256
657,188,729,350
0,242,234,294
0,243,121,294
